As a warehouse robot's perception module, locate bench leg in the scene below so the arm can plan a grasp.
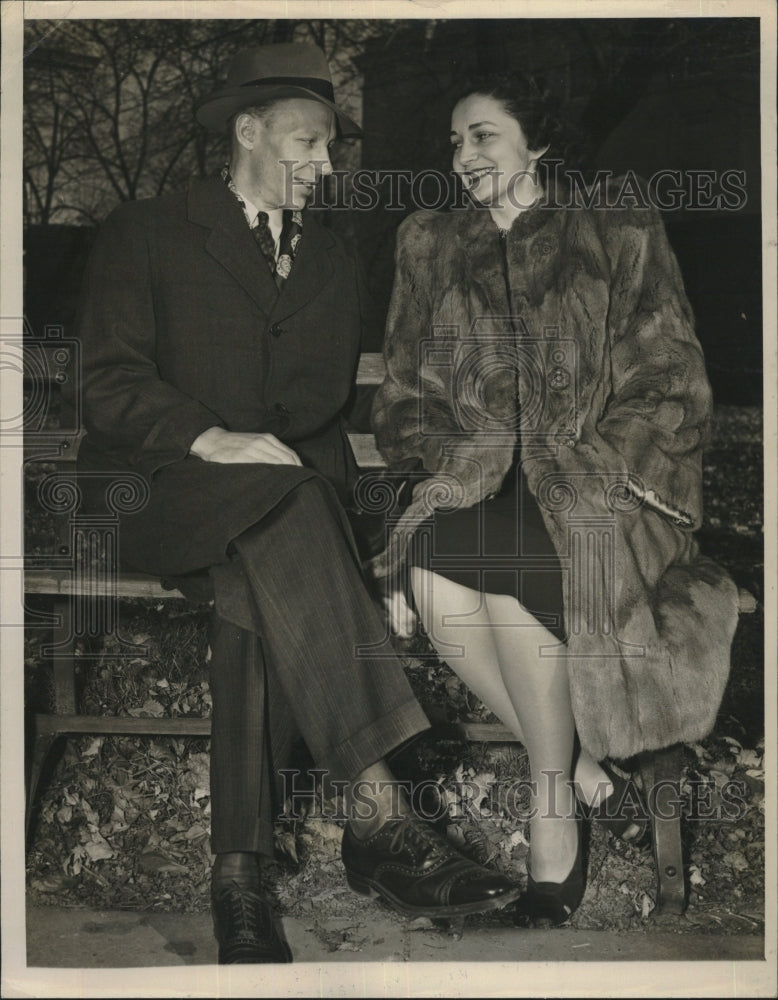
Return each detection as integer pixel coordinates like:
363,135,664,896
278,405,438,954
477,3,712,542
26,726,62,841
26,595,76,842
639,744,687,916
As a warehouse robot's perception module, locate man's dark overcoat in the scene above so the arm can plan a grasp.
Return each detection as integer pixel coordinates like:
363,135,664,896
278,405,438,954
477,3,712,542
69,176,370,577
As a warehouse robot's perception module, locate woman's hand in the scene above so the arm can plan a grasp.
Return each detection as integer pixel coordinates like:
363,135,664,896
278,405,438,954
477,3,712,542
382,586,417,638
190,427,303,465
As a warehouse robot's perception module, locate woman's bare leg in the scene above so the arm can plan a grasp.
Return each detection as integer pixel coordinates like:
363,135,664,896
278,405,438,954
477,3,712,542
409,567,628,881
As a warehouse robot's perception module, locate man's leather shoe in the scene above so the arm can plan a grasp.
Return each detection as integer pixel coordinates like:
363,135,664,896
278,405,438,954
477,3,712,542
341,814,520,917
212,876,292,964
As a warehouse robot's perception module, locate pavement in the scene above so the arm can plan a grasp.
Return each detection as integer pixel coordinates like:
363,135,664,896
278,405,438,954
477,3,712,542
20,904,766,967
5,903,770,998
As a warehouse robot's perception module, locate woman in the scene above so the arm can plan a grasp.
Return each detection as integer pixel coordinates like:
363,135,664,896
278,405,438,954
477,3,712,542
369,75,740,924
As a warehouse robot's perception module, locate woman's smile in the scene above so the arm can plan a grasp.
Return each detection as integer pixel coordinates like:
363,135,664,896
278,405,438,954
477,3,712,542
462,165,496,189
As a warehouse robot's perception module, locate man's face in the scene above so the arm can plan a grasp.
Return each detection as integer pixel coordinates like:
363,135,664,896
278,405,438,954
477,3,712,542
244,98,336,210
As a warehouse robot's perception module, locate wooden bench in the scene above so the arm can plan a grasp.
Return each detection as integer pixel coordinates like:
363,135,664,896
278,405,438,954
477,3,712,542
24,346,756,919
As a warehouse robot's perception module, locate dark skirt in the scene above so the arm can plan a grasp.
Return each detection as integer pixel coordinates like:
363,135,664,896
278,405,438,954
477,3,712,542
409,460,566,642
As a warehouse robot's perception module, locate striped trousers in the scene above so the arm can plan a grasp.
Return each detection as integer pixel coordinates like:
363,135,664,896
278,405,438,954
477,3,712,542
207,475,429,855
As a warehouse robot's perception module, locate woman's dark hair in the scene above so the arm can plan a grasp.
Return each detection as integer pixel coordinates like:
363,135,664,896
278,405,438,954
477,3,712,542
454,72,583,172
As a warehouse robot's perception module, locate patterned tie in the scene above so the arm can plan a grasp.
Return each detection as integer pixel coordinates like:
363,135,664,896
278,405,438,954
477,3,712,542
252,212,278,277
252,210,303,290
221,164,303,291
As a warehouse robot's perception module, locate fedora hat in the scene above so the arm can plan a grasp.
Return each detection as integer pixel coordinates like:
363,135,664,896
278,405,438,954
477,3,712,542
196,42,362,138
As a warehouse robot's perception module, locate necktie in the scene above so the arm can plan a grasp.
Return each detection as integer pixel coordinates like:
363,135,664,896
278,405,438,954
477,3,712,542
221,164,303,290
252,211,303,291
252,212,278,277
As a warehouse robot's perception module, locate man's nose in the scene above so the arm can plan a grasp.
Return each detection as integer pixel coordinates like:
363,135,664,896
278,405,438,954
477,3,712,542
316,155,333,177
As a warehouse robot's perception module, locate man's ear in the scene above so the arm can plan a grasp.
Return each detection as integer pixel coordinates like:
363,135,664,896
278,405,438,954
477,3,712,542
234,112,258,151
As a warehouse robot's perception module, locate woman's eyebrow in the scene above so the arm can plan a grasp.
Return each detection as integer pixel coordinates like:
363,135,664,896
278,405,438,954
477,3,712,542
449,120,499,136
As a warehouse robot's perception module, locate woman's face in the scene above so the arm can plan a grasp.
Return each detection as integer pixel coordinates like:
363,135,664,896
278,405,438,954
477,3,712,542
450,94,547,209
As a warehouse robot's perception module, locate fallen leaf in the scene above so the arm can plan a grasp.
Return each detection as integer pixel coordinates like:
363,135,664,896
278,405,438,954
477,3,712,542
274,830,299,863
509,828,529,849
689,865,706,887
722,851,749,872
708,767,734,788
84,838,114,862
736,749,762,769
127,698,165,718
444,675,462,694
81,799,99,826
82,737,104,758
138,851,188,874
30,874,77,894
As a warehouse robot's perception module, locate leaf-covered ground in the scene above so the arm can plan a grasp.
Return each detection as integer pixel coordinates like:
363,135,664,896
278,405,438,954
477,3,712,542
24,406,765,946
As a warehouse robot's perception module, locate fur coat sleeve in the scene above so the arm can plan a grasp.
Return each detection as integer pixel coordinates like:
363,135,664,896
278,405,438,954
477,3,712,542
580,202,713,529
370,211,519,578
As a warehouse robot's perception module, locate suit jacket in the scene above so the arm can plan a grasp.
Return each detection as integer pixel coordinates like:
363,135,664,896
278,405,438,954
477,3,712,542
69,176,372,576
371,193,740,759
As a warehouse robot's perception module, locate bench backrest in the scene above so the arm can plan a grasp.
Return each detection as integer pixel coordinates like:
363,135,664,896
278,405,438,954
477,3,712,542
23,342,387,468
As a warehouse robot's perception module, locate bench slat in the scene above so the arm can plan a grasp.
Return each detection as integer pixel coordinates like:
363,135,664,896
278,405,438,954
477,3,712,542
24,569,186,599
25,349,385,385
356,353,386,384
35,713,211,736
32,711,524,744
348,432,385,467
32,712,526,744
435,722,519,743
24,348,386,463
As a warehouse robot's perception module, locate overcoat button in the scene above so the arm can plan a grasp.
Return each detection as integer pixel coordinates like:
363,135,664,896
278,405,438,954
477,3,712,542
548,366,570,390
274,402,289,415
541,242,555,254
269,323,283,337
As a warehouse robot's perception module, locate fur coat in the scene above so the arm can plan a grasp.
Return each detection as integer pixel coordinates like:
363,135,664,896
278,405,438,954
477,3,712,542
370,192,740,760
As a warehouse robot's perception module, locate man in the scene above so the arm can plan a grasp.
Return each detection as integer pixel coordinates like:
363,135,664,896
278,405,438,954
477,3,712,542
68,42,519,964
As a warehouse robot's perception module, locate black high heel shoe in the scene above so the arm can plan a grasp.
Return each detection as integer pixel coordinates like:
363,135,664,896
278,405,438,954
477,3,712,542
513,808,589,927
581,761,649,844
514,734,589,927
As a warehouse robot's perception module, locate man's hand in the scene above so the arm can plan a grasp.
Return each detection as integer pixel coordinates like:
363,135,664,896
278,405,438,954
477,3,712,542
190,427,303,465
